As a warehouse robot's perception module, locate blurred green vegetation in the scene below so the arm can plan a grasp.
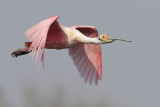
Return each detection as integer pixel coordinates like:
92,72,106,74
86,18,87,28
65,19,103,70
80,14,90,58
0,86,110,107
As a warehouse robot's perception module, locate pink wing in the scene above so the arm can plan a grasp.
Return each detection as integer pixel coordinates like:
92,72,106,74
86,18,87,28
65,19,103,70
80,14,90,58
69,26,102,85
25,15,66,67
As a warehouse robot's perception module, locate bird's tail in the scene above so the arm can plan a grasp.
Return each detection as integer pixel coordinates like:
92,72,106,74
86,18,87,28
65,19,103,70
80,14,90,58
11,42,32,57
25,42,31,48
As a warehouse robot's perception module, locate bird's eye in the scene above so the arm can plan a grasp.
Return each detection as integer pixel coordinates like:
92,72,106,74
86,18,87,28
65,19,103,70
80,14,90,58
100,34,107,40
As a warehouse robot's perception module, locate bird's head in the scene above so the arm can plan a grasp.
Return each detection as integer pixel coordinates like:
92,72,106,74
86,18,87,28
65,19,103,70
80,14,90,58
98,34,131,43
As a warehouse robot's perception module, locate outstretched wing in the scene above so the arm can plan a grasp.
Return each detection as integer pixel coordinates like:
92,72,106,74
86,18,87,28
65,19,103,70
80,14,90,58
25,15,66,67
69,26,102,85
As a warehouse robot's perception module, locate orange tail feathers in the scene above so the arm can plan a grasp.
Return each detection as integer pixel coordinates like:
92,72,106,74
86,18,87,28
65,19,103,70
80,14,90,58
25,42,32,48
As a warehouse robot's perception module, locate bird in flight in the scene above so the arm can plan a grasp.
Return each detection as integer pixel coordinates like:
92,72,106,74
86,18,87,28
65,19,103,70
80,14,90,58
11,15,131,85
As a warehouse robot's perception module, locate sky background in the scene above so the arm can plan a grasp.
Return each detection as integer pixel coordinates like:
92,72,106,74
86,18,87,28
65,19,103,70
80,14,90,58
0,0,160,107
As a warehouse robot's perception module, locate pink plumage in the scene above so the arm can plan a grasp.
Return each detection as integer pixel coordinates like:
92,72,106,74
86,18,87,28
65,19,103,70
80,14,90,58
12,15,131,84
14,15,104,85
69,26,102,85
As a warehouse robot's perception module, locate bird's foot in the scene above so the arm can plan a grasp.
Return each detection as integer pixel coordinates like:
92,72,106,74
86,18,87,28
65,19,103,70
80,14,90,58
11,48,31,57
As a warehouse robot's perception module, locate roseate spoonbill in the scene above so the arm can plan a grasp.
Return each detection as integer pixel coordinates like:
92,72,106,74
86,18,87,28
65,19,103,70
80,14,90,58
11,15,131,85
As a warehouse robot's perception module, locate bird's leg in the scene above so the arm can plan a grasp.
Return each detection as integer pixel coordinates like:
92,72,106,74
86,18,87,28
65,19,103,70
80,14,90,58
11,47,31,57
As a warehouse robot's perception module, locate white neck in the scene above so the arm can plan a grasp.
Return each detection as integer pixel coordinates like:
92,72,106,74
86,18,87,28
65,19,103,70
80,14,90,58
82,37,104,44
72,28,105,44
75,33,104,44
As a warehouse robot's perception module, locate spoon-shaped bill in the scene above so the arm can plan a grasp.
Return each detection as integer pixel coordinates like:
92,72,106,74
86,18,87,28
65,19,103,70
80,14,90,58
113,38,131,42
